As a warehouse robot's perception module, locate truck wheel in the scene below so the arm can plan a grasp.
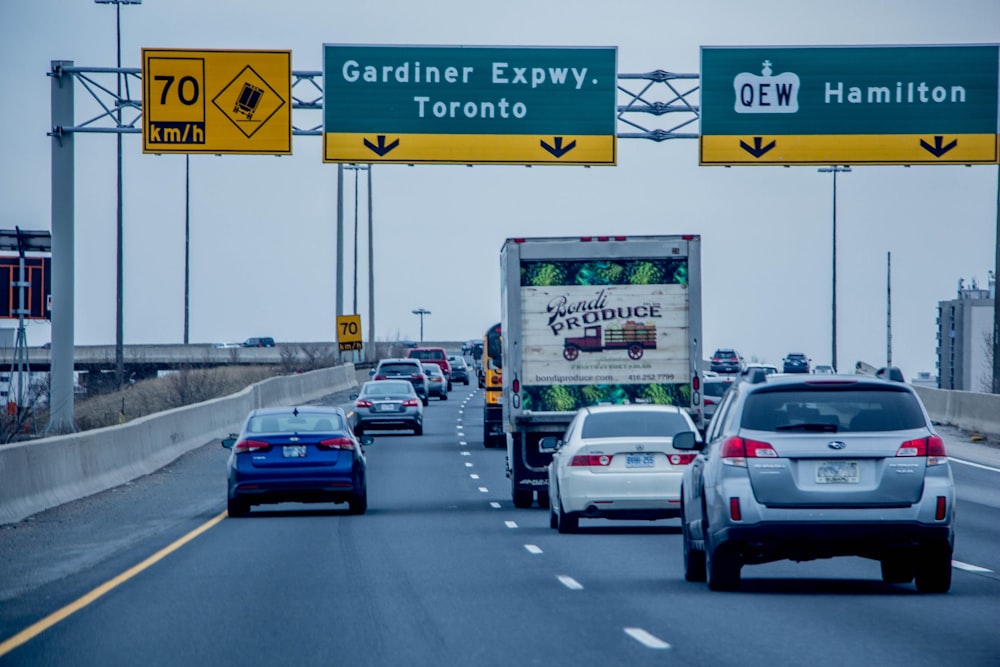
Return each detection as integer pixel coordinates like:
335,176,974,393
536,490,550,509
513,488,533,509
563,345,580,361
628,343,644,360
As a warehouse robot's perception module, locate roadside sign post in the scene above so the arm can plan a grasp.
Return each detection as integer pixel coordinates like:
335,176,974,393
322,44,618,165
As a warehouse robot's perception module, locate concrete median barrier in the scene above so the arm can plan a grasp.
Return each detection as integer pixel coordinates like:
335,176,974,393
0,364,358,525
914,386,1000,439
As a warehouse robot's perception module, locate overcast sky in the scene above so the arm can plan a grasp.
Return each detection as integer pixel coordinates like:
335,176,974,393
1,0,998,380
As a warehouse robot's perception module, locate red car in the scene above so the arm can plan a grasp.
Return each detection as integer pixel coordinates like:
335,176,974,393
407,347,453,391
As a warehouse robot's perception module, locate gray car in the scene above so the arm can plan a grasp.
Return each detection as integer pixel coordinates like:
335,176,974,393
353,380,423,436
674,373,955,592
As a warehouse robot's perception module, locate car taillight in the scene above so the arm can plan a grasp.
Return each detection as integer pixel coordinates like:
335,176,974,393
512,378,520,393
710,357,719,362
721,436,776,466
411,374,424,382
570,454,612,467
356,399,373,408
318,437,355,450
374,374,387,381
234,439,270,454
704,397,716,407
403,398,419,407
897,435,947,465
669,453,696,465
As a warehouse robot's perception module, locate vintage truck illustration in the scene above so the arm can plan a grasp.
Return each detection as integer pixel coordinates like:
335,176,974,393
562,321,657,360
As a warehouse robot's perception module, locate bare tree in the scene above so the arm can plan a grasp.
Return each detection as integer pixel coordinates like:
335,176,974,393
980,328,995,394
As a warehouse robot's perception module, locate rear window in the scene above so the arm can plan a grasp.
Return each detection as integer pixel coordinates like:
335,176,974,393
581,411,692,439
704,381,732,398
248,413,345,433
741,388,926,432
379,362,420,375
409,349,445,360
363,381,414,396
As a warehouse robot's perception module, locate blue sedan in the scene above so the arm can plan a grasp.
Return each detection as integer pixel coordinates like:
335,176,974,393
222,405,373,517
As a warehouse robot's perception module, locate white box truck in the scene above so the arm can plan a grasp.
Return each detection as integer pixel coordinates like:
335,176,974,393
500,235,704,508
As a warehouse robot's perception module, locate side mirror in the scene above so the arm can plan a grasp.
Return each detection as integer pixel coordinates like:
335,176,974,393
368,369,375,376
359,434,374,447
538,436,561,453
350,392,359,400
221,434,238,449
672,430,703,451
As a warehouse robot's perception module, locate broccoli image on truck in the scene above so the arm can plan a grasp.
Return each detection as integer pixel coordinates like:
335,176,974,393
562,321,656,361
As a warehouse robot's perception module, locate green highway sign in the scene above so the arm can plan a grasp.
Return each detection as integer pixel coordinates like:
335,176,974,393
700,44,1000,165
322,44,617,165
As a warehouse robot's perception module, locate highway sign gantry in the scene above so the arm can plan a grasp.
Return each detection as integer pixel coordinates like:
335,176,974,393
322,44,618,165
700,44,1000,166
142,49,292,154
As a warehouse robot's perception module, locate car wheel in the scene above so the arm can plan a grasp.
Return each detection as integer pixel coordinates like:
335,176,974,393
683,519,707,582
354,425,364,436
227,497,249,518
512,487,533,509
914,545,952,593
464,379,469,385
347,486,368,515
706,541,741,591
422,396,429,406
557,502,578,533
447,381,453,391
549,501,559,529
880,556,914,584
441,392,448,401
414,423,423,436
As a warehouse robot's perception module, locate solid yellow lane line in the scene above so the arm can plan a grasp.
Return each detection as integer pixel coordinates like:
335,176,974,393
0,510,229,657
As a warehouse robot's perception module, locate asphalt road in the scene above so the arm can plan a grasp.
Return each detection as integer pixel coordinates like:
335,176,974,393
1,380,999,666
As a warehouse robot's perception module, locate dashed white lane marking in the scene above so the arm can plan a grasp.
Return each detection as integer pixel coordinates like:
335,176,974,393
953,560,993,573
624,628,671,650
465,462,474,468
557,575,583,590
478,487,489,493
505,521,518,528
524,544,543,554
490,502,502,509
459,441,468,446
470,474,480,480
461,451,470,456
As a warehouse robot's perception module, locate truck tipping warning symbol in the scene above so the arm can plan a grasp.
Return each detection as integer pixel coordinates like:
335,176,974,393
212,65,286,139
234,83,264,120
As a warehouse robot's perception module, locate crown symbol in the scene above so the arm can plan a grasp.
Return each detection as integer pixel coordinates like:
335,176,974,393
761,60,773,76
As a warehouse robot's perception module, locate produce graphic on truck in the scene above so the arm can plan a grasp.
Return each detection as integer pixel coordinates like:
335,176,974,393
501,236,703,509
562,321,656,360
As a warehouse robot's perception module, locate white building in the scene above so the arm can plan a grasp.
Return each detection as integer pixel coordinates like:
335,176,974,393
936,274,995,392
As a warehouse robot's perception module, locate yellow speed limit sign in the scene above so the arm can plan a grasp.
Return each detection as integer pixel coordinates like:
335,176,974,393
142,49,291,154
337,314,363,352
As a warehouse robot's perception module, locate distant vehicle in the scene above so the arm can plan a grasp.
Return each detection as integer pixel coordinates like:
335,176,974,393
813,364,836,374
215,342,242,349
876,366,905,382
447,355,471,385
422,362,449,400
674,373,954,592
461,339,479,356
709,348,744,374
782,352,811,373
221,405,371,517
407,347,452,391
372,358,429,406
242,337,275,348
741,363,778,377
353,380,423,436
702,376,734,422
543,404,700,533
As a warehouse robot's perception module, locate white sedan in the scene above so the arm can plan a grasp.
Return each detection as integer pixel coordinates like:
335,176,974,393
544,404,700,533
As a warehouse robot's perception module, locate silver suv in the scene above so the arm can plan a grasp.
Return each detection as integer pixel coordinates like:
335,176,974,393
674,373,955,592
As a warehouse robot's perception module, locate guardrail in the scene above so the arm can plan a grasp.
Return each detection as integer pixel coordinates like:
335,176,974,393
0,364,359,525
914,386,1000,439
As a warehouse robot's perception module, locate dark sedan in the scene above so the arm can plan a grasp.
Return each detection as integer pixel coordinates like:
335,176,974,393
448,355,471,385
222,405,371,517
782,352,811,373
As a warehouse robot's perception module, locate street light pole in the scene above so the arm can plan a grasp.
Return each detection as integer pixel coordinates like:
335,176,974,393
95,0,140,386
818,166,851,373
412,308,431,342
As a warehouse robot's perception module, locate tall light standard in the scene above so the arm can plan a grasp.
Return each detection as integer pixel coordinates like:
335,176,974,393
818,165,851,373
412,308,431,342
95,0,141,385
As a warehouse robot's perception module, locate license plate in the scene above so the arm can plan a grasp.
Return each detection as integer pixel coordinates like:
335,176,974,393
815,460,859,483
283,445,307,458
626,454,655,468
376,403,399,412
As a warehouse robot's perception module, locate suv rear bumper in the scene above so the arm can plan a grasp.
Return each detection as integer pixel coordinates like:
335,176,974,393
711,520,953,564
